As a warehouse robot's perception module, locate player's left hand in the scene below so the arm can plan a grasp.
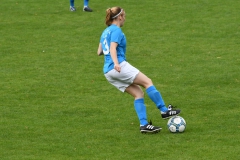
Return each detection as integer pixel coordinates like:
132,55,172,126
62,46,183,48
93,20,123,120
114,64,121,72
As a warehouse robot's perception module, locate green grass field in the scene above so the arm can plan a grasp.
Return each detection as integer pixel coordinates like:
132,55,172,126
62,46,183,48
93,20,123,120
1,0,240,159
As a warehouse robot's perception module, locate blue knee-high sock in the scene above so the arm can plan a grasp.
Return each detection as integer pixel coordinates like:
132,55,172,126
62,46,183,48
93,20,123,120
146,86,168,112
70,0,74,7
134,98,148,126
84,0,89,6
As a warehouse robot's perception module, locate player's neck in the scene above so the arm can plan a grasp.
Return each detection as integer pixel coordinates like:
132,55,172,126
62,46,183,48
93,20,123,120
112,21,121,27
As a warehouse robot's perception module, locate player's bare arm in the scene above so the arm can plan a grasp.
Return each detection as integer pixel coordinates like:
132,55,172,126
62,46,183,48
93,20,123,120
97,43,103,56
110,42,121,72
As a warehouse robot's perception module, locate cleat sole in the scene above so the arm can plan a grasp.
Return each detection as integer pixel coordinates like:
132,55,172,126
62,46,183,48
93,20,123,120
140,128,162,134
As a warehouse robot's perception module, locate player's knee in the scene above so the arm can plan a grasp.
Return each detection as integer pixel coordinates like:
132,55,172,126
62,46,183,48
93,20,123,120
148,78,153,84
145,78,153,88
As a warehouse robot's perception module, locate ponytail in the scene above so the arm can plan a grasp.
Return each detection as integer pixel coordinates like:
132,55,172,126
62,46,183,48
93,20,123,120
105,7,123,26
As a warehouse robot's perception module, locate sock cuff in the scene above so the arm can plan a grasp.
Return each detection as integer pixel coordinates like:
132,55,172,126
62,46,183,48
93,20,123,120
134,98,144,104
146,85,156,93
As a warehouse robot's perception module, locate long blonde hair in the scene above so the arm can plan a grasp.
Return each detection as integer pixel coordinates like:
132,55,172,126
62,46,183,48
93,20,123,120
105,7,123,26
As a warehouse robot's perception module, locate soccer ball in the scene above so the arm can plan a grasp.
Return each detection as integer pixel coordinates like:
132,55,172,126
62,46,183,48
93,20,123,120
167,116,186,133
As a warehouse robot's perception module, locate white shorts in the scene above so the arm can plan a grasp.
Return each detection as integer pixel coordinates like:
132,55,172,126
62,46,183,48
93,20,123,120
104,61,139,92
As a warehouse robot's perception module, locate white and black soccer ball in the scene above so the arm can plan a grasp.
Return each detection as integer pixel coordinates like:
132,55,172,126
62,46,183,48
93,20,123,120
167,116,186,133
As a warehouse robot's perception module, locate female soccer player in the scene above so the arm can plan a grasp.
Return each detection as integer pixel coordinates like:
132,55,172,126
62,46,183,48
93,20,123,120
97,7,181,133
70,0,92,12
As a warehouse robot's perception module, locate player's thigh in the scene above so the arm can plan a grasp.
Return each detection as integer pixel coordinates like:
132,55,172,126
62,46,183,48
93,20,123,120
125,84,144,99
133,72,153,89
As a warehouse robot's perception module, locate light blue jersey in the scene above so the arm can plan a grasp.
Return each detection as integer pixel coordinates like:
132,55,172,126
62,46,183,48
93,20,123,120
99,24,126,73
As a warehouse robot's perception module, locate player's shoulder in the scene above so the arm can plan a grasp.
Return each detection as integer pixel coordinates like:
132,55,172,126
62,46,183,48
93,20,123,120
101,25,122,38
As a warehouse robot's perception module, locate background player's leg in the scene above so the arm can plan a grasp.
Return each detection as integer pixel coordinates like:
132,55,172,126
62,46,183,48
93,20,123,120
70,0,76,11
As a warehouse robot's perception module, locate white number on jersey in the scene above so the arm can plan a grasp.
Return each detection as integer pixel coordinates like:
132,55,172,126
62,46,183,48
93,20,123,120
103,38,110,55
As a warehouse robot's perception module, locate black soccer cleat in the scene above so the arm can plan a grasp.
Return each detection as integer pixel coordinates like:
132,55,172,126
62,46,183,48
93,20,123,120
83,6,93,12
161,104,181,119
140,120,162,133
